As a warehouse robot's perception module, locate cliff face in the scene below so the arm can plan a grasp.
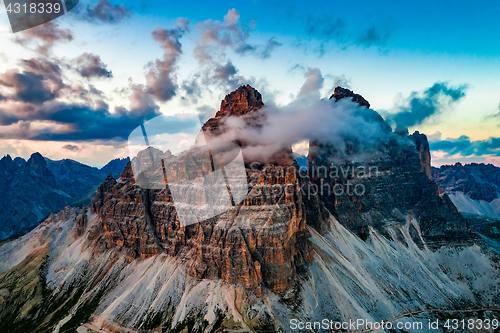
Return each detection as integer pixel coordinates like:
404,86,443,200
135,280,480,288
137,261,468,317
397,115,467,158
308,86,467,240
410,131,432,179
93,85,316,293
330,86,370,108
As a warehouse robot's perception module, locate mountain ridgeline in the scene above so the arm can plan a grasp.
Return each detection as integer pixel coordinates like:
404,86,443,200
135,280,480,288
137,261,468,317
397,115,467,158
0,86,499,332
432,162,500,219
0,154,129,241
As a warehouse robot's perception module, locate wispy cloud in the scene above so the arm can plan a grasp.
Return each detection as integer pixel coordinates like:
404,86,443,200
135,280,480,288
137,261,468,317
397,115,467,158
388,82,468,130
431,135,500,158
302,14,398,54
298,67,323,97
86,0,132,24
14,21,73,54
75,53,113,79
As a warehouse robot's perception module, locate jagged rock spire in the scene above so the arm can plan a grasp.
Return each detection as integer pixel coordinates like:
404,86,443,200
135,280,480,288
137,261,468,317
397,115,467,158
330,86,370,108
215,84,264,118
201,84,265,136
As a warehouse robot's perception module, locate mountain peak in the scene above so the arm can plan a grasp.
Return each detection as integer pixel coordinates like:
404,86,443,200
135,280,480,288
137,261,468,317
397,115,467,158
200,85,265,137
215,84,264,118
26,152,47,170
0,154,18,172
330,86,370,109
13,157,26,167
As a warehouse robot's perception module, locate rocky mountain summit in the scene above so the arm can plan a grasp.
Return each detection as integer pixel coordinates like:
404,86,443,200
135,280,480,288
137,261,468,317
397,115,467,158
92,85,316,295
0,86,498,333
201,84,266,139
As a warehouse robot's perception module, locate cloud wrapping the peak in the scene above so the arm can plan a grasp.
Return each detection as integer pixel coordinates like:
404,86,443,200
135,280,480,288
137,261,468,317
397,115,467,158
207,97,390,161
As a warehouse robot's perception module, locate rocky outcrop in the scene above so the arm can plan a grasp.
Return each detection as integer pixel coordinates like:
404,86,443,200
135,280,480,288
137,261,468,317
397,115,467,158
217,84,264,117
330,86,370,108
94,159,313,293
410,131,432,179
201,84,265,136
92,85,472,295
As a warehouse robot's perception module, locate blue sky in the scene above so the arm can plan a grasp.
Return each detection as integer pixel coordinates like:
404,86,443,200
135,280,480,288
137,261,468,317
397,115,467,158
0,0,499,166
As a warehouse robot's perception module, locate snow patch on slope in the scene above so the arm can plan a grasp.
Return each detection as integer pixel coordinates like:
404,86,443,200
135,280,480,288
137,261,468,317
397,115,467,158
448,192,500,219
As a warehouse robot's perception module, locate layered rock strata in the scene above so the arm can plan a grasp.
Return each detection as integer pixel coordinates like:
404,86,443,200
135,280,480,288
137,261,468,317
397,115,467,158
308,86,468,240
92,85,315,293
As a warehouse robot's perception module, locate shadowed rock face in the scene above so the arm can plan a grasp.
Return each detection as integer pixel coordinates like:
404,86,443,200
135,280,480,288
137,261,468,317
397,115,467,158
0,152,130,241
411,131,432,179
308,87,468,240
93,161,314,293
0,153,73,240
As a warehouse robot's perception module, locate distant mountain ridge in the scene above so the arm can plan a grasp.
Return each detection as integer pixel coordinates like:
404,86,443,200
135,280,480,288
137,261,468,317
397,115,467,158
0,153,129,241
100,157,130,178
432,162,500,218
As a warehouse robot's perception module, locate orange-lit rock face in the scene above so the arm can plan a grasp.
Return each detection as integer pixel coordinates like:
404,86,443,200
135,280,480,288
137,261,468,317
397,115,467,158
92,84,468,296
93,85,316,293
217,84,265,118
93,161,313,293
